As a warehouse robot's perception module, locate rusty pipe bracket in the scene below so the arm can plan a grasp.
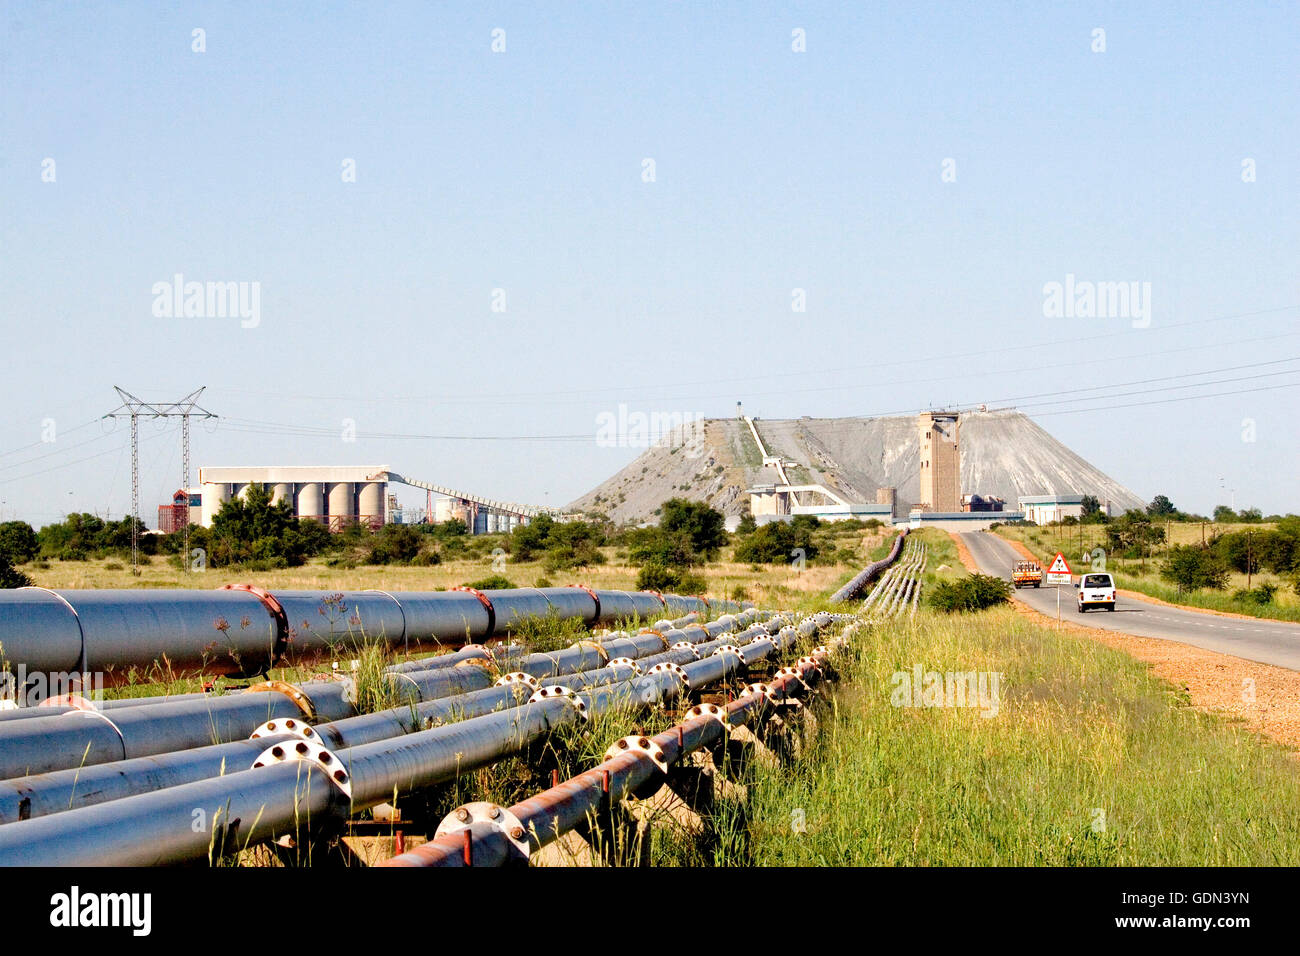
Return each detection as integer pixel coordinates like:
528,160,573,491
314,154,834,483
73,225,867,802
249,717,321,743
451,586,496,636
220,584,289,664
528,684,590,721
493,671,540,691
251,739,352,799
670,640,700,660
637,628,669,652
648,661,690,693
607,657,641,675
435,802,530,865
567,584,601,620
573,640,610,664
245,679,317,721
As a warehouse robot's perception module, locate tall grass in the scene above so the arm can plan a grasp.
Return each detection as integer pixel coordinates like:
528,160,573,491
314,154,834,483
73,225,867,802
737,606,1300,866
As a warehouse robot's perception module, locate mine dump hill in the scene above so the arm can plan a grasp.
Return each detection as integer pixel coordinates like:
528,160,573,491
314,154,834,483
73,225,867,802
567,409,1145,525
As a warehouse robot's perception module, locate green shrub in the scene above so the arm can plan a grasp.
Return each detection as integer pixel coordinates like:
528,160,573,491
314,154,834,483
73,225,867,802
928,574,1012,613
635,561,706,595
462,575,515,591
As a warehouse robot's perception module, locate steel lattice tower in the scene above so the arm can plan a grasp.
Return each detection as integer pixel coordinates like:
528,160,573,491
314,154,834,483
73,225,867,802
104,387,217,573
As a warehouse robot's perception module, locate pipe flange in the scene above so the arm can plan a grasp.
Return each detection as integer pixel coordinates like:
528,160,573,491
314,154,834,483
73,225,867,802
435,802,530,864
739,682,775,700
251,739,352,798
494,671,541,691
605,734,670,776
684,702,729,728
648,661,690,691
652,619,674,631
245,679,317,721
796,655,824,677
772,666,812,694
607,657,642,675
527,684,590,720
249,717,321,743
670,641,700,659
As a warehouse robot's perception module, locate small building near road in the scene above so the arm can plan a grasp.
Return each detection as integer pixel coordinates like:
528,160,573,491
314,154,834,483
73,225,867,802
1017,494,1112,525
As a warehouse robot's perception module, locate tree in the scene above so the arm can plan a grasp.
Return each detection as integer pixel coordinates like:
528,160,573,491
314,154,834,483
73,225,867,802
207,484,326,567
1213,505,1237,523
659,498,726,558
1160,545,1230,592
1079,495,1106,524
1146,494,1178,517
0,521,39,564
0,553,33,589
1104,510,1166,557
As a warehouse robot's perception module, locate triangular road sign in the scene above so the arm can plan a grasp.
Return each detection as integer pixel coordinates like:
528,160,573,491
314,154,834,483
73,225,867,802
1046,552,1072,575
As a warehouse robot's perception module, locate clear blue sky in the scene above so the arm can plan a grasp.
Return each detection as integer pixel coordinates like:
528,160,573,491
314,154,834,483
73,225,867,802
1,1,1296,524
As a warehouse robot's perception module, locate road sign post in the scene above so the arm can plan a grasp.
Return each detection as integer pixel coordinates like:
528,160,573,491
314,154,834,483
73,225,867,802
1045,551,1072,624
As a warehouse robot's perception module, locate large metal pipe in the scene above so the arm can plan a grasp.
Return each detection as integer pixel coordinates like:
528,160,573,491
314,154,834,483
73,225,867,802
831,530,908,602
0,586,732,683
0,609,759,780
0,614,829,866
0,681,353,780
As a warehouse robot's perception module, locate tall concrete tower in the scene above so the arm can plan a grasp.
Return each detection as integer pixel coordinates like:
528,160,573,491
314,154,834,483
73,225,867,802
918,412,961,512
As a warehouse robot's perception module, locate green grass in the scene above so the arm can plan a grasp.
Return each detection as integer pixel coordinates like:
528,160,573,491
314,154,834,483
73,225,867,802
737,605,1300,866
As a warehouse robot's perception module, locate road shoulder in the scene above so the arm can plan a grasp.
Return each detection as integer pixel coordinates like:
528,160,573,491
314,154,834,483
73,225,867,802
952,531,1300,752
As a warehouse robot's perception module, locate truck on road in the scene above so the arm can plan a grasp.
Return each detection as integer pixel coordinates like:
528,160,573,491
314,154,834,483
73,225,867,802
1012,560,1043,588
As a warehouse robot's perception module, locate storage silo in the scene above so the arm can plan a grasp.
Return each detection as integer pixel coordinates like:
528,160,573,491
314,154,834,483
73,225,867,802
328,482,355,524
296,482,324,522
201,482,229,526
359,482,385,527
271,483,292,506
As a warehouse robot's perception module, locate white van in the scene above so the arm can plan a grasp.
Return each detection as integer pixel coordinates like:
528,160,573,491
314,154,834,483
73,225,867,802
1076,572,1116,612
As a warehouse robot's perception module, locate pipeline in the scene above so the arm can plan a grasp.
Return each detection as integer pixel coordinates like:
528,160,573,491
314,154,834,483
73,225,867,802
829,530,907,603
383,623,860,867
0,613,838,866
0,611,772,781
0,585,737,685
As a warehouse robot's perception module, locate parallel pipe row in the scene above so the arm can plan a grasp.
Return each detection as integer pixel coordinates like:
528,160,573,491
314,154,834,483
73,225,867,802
0,611,842,866
860,541,927,618
0,610,786,824
830,530,907,603
0,585,736,679
384,622,860,867
0,609,769,781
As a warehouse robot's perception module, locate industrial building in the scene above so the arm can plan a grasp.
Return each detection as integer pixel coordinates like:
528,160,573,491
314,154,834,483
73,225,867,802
1017,494,1112,524
184,466,551,533
918,411,961,512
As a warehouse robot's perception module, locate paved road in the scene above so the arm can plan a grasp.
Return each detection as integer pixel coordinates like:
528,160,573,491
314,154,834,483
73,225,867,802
961,531,1300,672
